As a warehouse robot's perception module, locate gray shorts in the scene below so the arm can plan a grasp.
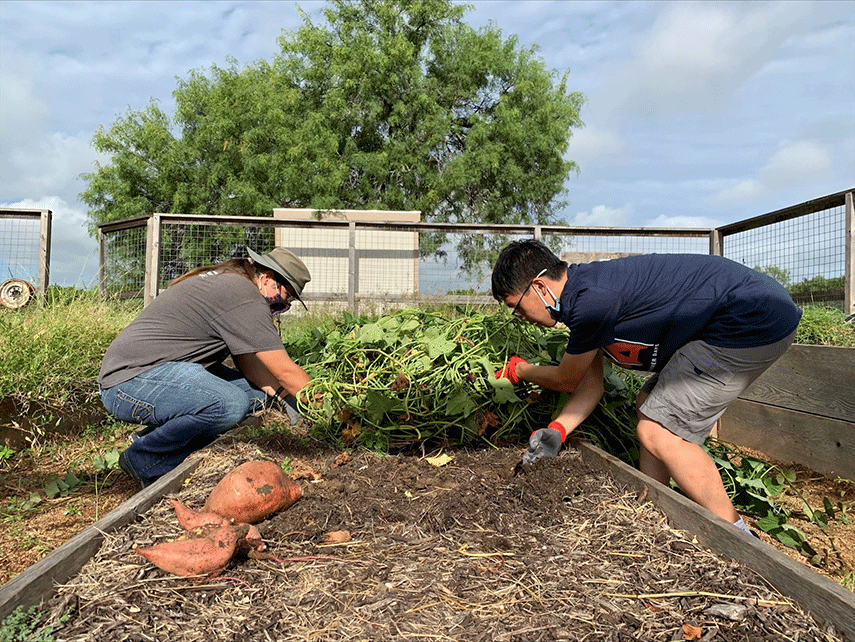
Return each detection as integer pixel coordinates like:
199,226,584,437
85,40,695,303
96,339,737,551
637,330,797,445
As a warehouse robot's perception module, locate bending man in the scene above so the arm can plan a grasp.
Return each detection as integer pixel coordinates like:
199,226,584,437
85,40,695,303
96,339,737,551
492,240,801,534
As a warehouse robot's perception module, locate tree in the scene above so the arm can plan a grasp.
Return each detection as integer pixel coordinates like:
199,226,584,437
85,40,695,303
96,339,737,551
753,264,791,287
81,0,585,272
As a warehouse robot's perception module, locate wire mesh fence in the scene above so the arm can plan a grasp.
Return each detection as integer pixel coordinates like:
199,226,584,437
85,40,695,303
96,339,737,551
96,189,853,313
0,209,52,307
719,191,851,308
159,221,275,288
1,212,43,283
98,220,149,299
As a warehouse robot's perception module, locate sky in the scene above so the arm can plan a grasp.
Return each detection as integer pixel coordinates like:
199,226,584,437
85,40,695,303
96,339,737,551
1,0,854,286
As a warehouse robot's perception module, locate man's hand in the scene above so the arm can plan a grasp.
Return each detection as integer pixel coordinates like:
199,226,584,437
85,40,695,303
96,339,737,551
495,356,527,385
522,421,567,466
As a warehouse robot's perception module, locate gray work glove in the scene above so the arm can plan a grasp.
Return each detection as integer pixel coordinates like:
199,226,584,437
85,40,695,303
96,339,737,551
522,422,566,466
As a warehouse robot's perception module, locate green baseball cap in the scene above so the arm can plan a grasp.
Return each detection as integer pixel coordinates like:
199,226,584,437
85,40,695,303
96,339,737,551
246,246,311,309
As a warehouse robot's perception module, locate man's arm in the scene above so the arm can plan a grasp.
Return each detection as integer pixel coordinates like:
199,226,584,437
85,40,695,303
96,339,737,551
235,349,311,398
515,348,600,392
521,352,605,465
552,352,605,437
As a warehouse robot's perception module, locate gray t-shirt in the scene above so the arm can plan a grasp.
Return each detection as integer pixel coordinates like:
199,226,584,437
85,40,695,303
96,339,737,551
98,271,284,388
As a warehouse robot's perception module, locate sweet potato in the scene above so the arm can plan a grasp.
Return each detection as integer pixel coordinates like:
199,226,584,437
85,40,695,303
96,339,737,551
204,460,302,524
238,524,267,558
135,523,249,577
168,497,232,530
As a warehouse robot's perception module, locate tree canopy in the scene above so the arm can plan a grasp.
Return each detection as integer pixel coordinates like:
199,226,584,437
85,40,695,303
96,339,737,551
81,0,585,266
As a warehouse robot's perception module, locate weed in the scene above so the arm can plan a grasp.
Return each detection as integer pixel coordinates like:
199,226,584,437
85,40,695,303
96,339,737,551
92,450,121,473
43,471,83,499
2,494,42,523
5,526,49,554
0,294,139,404
706,438,853,566
0,604,71,642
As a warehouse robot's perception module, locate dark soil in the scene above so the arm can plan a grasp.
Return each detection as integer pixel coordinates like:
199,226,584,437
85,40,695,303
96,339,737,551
30,433,846,642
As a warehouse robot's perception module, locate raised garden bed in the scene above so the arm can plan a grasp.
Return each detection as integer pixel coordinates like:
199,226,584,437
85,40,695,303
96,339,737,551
2,435,851,641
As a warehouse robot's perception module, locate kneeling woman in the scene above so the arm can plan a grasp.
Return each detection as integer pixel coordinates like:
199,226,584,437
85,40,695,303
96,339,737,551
99,247,313,488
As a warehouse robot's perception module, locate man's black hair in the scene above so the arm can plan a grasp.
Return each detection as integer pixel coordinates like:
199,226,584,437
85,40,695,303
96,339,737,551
491,239,567,302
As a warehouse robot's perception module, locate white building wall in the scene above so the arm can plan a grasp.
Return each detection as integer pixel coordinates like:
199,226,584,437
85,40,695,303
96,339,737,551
273,209,421,297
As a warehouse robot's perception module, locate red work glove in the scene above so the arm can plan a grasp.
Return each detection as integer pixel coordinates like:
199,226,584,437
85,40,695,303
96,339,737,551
495,356,527,385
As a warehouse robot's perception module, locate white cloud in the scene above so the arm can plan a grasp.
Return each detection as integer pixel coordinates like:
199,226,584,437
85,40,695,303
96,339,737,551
8,132,99,202
603,2,815,116
644,213,723,229
2,197,98,287
759,140,833,188
714,179,764,204
714,140,833,204
565,124,625,168
0,66,48,141
570,203,633,227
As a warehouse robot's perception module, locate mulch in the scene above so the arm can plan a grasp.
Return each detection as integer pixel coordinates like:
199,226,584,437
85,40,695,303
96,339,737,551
40,435,845,642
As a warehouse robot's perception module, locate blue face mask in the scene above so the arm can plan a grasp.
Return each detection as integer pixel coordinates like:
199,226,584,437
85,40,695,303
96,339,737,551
534,285,561,319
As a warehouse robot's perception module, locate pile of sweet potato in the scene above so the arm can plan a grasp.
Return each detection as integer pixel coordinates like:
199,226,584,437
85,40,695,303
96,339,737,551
136,460,302,577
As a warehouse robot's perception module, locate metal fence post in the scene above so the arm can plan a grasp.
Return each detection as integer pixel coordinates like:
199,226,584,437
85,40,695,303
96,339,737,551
846,190,854,316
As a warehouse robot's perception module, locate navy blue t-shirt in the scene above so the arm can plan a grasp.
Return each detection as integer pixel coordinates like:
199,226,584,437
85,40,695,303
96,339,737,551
556,254,802,372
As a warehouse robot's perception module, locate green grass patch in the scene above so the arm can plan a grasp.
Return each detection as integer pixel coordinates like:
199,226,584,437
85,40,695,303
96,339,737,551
0,288,140,404
795,305,854,346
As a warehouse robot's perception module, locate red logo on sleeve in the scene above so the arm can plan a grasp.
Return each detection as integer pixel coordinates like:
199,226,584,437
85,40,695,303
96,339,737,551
603,340,658,370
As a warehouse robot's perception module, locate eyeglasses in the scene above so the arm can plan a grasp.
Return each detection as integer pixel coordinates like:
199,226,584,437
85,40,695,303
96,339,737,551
509,268,547,318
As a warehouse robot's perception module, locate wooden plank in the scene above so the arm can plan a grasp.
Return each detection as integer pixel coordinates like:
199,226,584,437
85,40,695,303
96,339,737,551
846,190,854,316
716,189,849,235
577,441,855,640
719,399,855,480
0,456,203,620
738,345,855,423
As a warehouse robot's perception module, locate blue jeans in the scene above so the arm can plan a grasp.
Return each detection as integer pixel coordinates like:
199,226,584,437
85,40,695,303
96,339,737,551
100,361,267,485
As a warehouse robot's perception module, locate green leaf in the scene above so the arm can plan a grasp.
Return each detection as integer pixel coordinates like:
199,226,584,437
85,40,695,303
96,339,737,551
445,389,476,417
488,377,522,404
24,492,43,511
63,471,81,490
364,390,400,424
356,323,385,344
105,450,121,469
400,318,420,333
756,514,786,533
775,527,804,549
427,337,457,359
44,480,61,499
803,502,829,527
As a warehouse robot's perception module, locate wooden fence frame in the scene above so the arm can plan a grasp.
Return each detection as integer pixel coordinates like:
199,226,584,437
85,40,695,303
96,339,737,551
97,189,855,315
